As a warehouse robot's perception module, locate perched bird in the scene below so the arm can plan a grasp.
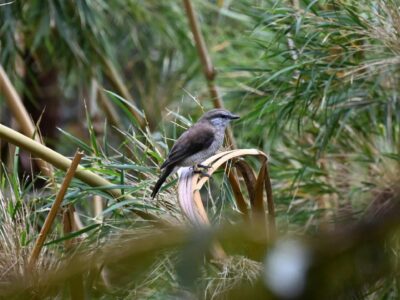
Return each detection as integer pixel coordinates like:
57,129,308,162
151,109,240,198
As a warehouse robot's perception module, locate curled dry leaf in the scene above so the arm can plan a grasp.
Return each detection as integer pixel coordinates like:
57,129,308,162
177,149,275,260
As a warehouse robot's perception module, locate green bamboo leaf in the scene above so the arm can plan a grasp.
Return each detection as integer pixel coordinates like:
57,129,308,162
58,128,92,153
44,223,101,246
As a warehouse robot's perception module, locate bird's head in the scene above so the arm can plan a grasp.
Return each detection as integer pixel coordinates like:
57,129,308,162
199,109,240,128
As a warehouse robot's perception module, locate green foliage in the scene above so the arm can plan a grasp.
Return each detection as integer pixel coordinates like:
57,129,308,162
1,0,400,299
219,0,400,231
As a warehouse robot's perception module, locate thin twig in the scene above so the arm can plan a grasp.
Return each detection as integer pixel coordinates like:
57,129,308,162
182,0,237,148
29,150,84,269
0,65,53,177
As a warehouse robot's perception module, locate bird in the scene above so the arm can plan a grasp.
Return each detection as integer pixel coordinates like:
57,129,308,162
151,108,240,198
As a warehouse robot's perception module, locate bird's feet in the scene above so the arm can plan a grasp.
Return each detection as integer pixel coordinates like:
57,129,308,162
197,163,212,169
192,164,212,178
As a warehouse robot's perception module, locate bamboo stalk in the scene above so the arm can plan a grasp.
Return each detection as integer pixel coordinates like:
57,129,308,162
0,65,53,177
29,150,84,269
88,79,105,224
0,124,158,222
182,0,236,148
0,66,36,141
93,195,104,222
5,119,17,173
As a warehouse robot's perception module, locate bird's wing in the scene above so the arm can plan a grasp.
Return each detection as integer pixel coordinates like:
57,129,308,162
160,123,214,169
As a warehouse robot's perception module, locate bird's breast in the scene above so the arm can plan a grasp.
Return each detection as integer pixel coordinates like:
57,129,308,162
180,128,225,166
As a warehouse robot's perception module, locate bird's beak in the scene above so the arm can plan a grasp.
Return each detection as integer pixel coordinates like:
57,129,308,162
229,114,240,120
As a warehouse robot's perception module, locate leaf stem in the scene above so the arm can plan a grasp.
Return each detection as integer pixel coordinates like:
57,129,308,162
182,0,237,148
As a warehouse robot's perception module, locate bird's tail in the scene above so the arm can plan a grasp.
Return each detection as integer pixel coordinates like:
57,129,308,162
151,166,174,198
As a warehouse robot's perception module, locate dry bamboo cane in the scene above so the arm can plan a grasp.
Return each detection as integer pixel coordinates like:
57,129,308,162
178,150,274,260
182,0,237,148
88,79,105,221
29,150,84,269
0,124,158,222
0,65,53,177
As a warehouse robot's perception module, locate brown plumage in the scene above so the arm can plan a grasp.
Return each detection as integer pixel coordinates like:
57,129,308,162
151,109,239,198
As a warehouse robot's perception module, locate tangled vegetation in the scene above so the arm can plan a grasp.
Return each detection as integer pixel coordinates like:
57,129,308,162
1,0,400,299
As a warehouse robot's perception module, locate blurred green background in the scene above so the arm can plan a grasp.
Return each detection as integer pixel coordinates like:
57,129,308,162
1,0,400,299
